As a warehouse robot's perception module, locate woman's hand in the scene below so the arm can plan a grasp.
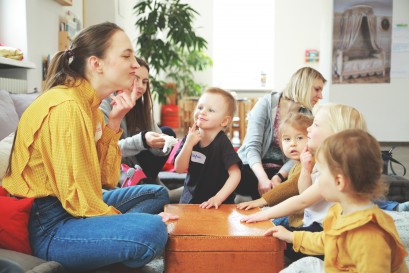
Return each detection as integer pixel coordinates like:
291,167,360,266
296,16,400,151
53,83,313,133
258,178,272,196
264,225,294,243
271,175,282,188
237,198,267,210
145,132,166,149
107,78,138,132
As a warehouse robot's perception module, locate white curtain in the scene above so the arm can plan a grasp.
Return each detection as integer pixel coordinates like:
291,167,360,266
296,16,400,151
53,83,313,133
338,5,382,52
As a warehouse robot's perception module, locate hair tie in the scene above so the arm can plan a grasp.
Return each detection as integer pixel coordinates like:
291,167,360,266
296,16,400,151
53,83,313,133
65,49,74,59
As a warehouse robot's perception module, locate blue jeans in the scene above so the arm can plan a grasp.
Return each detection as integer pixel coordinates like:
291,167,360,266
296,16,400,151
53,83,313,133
28,185,169,271
272,216,290,228
375,199,399,211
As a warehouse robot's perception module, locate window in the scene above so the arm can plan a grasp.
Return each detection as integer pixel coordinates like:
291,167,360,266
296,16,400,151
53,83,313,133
213,0,275,89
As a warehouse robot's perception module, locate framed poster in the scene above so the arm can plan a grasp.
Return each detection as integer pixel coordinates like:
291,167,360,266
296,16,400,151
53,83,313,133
332,0,392,84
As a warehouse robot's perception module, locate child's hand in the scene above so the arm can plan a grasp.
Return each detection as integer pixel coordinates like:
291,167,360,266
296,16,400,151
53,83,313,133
264,226,294,243
159,212,179,222
237,198,267,210
200,196,223,209
300,145,314,173
185,122,201,147
240,210,269,223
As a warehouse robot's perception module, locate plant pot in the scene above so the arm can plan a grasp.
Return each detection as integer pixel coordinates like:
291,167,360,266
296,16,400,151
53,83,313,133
161,104,180,129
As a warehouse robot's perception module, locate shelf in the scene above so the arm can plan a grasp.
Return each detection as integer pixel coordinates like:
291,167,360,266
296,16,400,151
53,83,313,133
54,0,72,6
0,57,36,69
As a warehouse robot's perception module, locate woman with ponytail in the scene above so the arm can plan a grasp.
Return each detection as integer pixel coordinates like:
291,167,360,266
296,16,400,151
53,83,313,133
3,22,176,271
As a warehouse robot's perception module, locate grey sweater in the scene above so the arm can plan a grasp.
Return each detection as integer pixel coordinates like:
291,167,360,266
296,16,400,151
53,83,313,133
237,92,293,172
99,98,169,168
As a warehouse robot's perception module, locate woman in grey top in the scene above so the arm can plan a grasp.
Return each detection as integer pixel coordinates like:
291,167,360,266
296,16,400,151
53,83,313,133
237,67,326,199
100,57,176,184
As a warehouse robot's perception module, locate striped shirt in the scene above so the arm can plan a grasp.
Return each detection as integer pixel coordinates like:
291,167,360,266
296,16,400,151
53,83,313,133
3,80,122,217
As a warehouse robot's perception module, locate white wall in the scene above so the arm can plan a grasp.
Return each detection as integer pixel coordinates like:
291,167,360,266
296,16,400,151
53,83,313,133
0,0,83,92
273,0,322,91
328,0,409,142
2,0,408,141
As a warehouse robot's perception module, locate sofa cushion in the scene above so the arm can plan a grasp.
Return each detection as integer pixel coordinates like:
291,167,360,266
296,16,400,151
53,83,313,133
0,90,19,140
0,132,14,183
0,249,66,273
10,92,39,118
0,187,34,255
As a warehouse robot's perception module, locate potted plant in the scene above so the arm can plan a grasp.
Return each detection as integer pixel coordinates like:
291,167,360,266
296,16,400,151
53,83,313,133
133,0,212,105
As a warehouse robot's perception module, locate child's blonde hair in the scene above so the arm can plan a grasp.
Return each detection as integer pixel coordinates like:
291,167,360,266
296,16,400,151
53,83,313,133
312,103,367,133
279,112,313,139
316,129,386,199
204,87,237,118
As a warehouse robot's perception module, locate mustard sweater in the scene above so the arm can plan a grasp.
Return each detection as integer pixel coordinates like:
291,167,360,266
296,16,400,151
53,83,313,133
294,203,408,273
3,80,122,217
262,162,304,227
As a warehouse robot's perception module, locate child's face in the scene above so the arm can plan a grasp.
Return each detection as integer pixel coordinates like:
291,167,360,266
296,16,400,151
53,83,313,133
194,93,230,130
316,155,339,202
307,109,334,152
281,126,308,161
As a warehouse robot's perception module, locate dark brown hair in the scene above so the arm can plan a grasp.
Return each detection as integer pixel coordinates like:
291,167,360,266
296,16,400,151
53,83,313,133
125,57,154,135
43,22,123,91
316,129,386,199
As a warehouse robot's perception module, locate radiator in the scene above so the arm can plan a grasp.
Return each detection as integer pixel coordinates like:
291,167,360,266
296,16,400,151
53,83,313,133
0,77,28,94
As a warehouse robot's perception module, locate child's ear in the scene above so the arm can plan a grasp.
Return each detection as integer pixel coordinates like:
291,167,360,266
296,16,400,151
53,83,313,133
336,174,347,192
221,116,232,127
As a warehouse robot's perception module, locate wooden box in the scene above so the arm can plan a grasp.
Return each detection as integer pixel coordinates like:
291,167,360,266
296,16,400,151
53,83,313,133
164,204,285,273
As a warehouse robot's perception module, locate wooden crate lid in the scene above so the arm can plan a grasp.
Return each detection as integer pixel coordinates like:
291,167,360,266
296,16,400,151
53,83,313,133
165,204,274,236
165,204,285,252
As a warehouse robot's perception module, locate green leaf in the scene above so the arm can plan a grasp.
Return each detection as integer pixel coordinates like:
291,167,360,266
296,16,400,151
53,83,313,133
134,0,212,102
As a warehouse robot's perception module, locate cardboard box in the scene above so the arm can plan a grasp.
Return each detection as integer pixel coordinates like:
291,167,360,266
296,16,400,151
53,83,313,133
164,204,285,273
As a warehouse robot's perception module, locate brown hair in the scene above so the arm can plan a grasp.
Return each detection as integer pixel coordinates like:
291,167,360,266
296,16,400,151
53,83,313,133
204,87,236,118
281,67,326,110
43,22,123,91
279,112,313,139
316,129,386,199
125,57,154,134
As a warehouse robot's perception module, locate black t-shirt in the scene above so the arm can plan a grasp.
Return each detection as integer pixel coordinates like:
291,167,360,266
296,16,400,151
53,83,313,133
176,131,242,204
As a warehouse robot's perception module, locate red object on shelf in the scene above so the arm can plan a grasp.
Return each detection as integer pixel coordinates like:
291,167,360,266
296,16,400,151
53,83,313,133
161,104,180,129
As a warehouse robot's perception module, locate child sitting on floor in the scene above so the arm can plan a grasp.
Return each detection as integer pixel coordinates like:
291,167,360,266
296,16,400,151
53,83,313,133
174,88,241,209
237,112,313,227
267,129,408,273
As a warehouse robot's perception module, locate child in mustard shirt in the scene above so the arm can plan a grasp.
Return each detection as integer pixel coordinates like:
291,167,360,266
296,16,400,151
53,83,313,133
267,129,408,273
